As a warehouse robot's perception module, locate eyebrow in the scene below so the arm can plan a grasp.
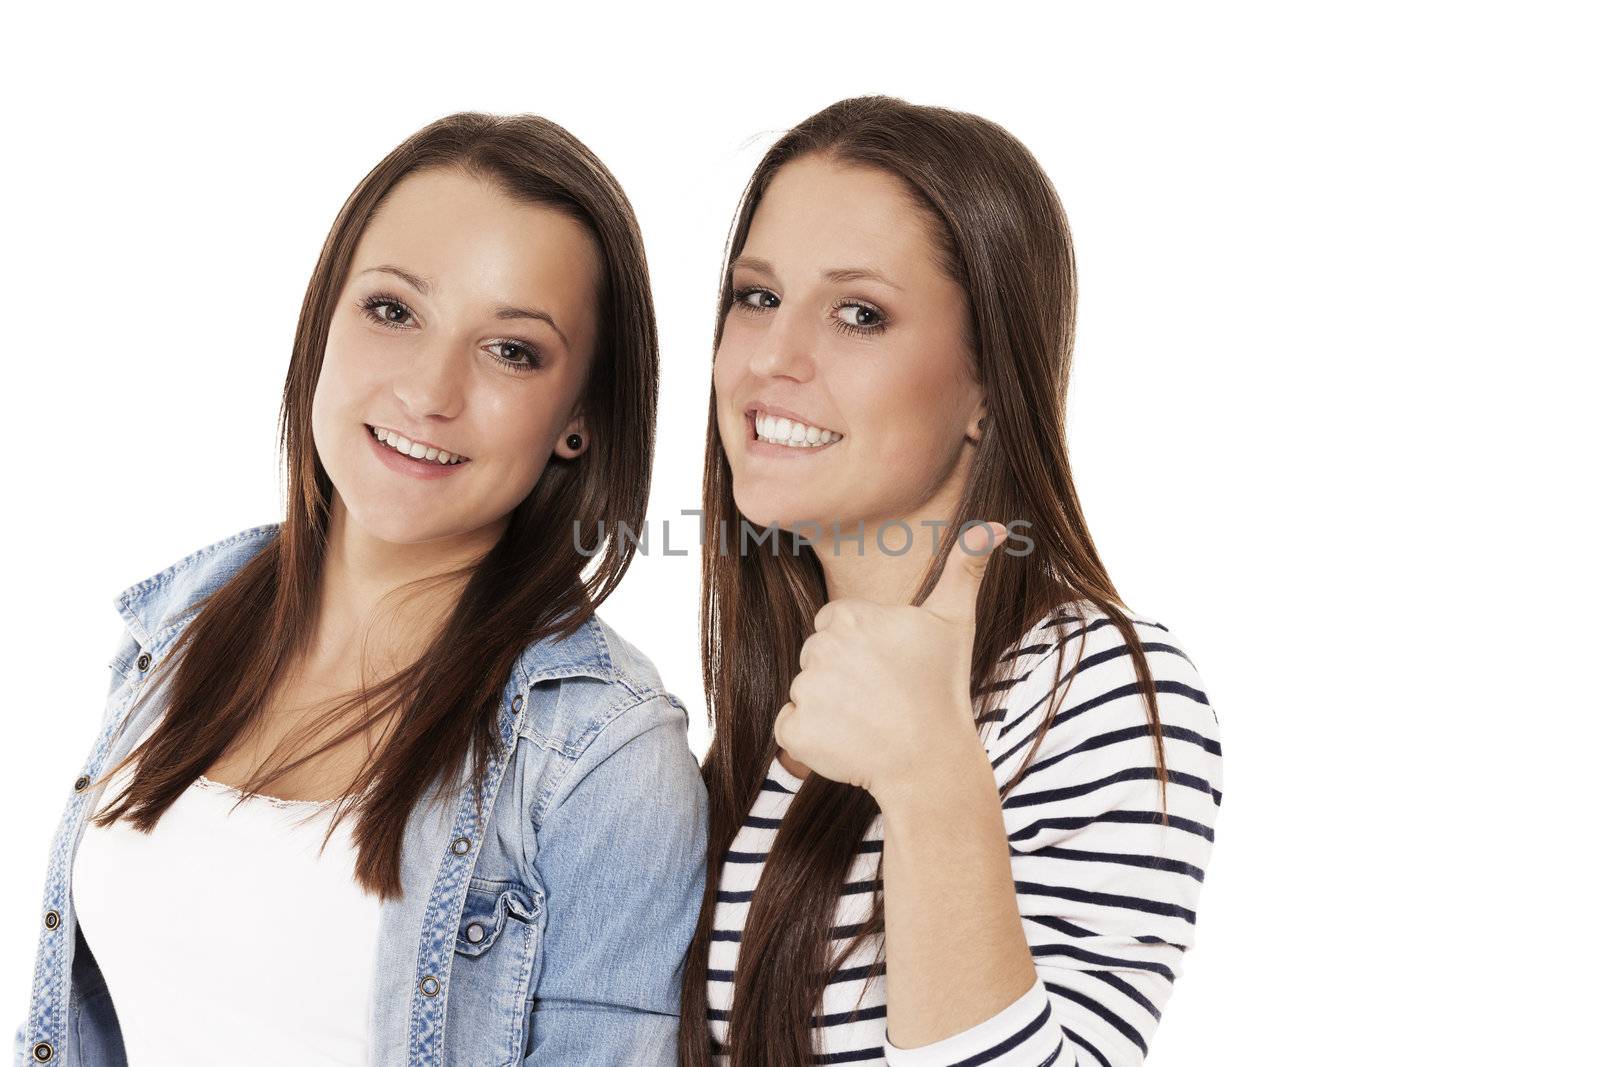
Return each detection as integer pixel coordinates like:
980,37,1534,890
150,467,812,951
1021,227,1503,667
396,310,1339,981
357,264,571,350
731,255,902,292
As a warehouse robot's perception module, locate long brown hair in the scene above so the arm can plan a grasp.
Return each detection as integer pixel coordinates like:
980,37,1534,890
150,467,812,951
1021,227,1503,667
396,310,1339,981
88,111,659,901
678,95,1171,1065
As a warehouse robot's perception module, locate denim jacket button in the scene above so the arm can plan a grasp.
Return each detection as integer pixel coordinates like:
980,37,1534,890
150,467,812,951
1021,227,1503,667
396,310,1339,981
135,652,152,671
465,922,485,943
511,694,523,713
72,775,90,792
43,910,60,930
419,975,441,997
30,1040,54,1062
450,836,471,855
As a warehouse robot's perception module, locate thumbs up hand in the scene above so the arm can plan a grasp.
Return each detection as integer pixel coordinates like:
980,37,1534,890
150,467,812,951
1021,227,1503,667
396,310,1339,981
773,521,1009,804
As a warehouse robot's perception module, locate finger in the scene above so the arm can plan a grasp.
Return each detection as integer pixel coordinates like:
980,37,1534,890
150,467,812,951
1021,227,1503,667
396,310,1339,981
773,701,795,748
922,520,1007,623
814,598,863,633
798,630,836,673
788,667,815,710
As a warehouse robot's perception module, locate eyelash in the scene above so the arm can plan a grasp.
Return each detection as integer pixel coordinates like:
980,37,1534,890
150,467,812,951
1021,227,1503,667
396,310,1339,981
356,293,545,372
728,285,889,337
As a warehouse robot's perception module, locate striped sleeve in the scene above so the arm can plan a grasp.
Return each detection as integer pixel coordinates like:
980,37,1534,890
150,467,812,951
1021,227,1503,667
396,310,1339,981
883,609,1222,1066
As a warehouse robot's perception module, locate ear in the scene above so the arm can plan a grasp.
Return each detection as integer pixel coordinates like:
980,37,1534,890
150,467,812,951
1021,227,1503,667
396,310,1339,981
964,398,989,445
556,411,589,459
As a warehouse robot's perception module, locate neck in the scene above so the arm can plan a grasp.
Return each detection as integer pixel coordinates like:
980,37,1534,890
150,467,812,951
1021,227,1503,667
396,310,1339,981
307,495,506,675
810,481,967,607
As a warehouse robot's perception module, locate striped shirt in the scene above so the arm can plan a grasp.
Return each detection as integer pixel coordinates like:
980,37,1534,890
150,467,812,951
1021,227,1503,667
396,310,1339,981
706,603,1223,1065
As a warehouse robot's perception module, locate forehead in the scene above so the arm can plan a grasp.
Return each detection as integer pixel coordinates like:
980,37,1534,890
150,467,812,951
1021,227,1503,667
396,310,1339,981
352,167,601,342
742,155,944,284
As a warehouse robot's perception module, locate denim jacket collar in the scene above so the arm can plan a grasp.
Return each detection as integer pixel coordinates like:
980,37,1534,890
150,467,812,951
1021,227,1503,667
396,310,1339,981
110,521,619,690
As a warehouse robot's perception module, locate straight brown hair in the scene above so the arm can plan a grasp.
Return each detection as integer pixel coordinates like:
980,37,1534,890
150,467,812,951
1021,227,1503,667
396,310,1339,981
678,95,1170,1065
87,111,659,901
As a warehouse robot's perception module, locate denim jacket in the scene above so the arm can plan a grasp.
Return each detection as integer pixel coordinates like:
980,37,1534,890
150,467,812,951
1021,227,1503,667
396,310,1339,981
14,522,709,1066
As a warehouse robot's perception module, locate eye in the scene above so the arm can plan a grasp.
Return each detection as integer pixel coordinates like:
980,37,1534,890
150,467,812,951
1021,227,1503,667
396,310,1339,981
488,340,544,373
831,300,889,336
836,304,883,329
731,286,779,312
358,293,415,329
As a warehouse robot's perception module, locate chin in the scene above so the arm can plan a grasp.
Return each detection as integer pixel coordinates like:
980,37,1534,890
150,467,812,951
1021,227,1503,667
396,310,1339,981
732,492,840,538
338,495,457,545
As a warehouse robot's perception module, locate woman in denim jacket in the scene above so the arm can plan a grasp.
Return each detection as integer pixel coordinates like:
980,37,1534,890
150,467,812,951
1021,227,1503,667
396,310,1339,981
15,112,707,1066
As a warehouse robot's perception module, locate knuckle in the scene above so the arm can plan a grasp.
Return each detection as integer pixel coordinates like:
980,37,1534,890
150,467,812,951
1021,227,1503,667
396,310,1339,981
788,675,806,705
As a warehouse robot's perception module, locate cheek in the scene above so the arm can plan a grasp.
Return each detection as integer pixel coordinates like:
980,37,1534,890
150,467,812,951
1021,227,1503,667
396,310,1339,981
486,386,574,475
845,339,972,473
318,320,385,400
712,322,753,381
311,351,354,435
711,337,749,427
499,412,547,465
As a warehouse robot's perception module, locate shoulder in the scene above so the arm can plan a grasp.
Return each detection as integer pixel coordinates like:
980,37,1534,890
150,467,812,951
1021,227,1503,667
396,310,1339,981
983,599,1222,801
113,522,281,645
513,611,702,829
511,609,688,758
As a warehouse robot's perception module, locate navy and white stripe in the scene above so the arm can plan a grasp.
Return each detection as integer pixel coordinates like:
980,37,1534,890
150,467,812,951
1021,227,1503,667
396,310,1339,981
706,603,1223,1065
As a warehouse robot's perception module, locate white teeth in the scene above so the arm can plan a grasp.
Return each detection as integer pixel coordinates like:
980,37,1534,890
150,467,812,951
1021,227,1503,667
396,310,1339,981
370,425,465,465
754,412,841,449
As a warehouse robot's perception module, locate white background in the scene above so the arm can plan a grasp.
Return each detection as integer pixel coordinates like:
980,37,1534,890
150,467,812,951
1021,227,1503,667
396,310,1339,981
3,3,1594,1062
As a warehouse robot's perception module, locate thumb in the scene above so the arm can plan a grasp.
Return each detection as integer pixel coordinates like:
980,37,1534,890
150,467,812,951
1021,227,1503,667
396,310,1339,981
923,521,1007,623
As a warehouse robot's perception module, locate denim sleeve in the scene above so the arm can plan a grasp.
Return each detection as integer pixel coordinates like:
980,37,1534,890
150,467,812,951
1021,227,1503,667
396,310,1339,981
524,690,709,1065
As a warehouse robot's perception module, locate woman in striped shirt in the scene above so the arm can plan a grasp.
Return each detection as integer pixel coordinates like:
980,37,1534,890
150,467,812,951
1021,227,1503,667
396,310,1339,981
678,94,1223,1067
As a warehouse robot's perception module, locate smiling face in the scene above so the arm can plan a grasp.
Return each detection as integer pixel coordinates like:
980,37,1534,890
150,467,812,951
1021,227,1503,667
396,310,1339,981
312,165,602,547
712,154,986,537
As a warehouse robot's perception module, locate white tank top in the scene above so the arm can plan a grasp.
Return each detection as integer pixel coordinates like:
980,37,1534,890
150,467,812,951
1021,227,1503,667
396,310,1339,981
73,725,382,1067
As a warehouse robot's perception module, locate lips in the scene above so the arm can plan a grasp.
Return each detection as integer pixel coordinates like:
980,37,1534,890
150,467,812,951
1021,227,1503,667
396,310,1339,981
365,423,470,480
365,423,470,463
742,411,844,460
743,402,842,439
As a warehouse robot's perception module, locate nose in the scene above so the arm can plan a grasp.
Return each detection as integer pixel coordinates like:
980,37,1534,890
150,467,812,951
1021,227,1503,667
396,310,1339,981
392,336,468,419
748,307,815,383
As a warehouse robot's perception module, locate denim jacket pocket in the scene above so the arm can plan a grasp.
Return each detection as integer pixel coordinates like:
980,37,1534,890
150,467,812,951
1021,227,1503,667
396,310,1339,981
447,876,544,1066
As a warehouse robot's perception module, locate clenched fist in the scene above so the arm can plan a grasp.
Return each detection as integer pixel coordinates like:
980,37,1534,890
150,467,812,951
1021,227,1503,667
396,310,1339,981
773,521,1009,803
